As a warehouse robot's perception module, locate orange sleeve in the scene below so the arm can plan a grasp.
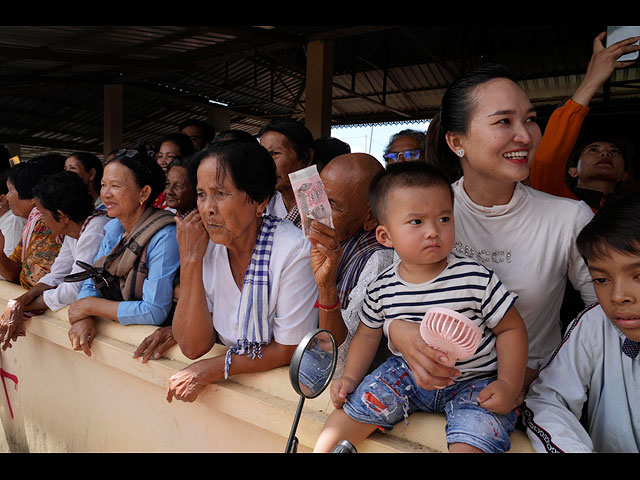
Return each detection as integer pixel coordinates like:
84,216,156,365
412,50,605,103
529,98,590,200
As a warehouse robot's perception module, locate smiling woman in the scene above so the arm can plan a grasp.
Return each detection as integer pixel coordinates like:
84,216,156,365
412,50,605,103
66,148,180,356
163,157,197,218
388,63,599,406
64,152,104,210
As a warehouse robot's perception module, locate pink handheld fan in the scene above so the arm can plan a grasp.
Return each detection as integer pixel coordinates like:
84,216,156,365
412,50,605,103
419,307,481,367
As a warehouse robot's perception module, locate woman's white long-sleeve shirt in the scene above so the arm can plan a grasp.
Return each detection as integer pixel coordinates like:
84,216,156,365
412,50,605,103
451,179,597,369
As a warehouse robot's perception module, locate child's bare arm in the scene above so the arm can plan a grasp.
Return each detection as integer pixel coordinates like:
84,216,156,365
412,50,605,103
330,322,383,408
341,322,383,382
477,306,528,414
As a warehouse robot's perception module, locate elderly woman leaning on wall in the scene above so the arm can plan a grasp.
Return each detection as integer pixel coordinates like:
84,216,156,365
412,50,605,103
0,171,110,351
67,148,180,356
164,140,318,403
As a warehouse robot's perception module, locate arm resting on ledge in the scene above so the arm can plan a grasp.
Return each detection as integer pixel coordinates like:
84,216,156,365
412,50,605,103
166,340,297,403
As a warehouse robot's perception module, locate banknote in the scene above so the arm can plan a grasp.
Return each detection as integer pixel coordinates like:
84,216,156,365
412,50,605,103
289,164,333,237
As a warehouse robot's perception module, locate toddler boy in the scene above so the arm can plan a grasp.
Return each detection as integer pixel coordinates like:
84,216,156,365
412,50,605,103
523,192,640,453
313,162,528,453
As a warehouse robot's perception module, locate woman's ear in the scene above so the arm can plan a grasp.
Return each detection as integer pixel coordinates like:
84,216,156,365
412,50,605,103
256,196,269,217
140,185,153,205
375,224,393,248
445,131,464,158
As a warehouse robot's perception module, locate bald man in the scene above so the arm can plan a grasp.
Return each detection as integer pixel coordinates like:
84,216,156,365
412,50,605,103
308,153,395,375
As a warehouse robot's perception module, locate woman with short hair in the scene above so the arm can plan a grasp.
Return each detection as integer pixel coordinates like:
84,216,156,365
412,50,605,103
153,133,196,210
163,157,197,218
0,171,110,350
163,140,318,403
0,159,63,289
258,119,315,226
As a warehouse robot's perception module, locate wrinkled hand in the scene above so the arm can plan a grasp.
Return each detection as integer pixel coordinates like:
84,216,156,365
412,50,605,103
0,300,26,351
133,326,177,363
387,320,460,390
175,210,209,263
329,376,357,410
308,220,342,288
477,378,520,416
68,317,97,357
166,361,211,403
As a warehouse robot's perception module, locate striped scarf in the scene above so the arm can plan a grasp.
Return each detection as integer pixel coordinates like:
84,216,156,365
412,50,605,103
224,214,281,379
336,228,389,309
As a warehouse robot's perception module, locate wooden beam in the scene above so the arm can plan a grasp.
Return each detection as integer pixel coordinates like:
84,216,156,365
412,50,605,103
305,39,334,139
104,84,123,157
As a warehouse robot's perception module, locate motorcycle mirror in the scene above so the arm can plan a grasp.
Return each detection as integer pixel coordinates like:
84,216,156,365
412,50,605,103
285,328,337,452
290,328,337,399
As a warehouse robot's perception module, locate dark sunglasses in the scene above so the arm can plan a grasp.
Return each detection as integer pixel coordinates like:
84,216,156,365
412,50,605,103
383,149,422,163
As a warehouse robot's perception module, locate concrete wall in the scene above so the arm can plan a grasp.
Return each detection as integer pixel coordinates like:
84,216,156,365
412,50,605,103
0,281,534,453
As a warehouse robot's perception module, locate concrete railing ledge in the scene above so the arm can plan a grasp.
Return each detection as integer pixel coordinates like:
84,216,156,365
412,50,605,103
0,280,533,453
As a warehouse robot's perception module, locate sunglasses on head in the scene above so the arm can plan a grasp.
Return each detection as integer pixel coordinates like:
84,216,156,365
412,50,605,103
115,149,140,158
383,149,422,163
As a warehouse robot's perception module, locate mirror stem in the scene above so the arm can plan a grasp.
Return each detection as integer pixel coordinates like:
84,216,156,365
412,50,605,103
285,396,305,453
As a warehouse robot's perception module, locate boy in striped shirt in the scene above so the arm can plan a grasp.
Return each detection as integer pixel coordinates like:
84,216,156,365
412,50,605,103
313,162,528,453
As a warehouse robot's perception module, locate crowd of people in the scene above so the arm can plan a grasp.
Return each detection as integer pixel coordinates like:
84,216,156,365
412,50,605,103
0,32,639,453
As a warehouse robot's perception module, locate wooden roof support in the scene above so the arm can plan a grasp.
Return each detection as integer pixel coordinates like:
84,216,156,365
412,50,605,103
104,84,123,158
304,39,334,139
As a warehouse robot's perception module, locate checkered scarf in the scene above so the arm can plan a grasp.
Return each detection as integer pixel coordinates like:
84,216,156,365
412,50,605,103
224,214,281,379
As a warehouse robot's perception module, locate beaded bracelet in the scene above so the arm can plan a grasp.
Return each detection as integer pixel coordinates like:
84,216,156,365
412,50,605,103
313,298,340,312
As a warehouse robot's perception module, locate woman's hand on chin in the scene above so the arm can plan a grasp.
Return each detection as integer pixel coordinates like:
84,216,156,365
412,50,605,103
175,209,209,263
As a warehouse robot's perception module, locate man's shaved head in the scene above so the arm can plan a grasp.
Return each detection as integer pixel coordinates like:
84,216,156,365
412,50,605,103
320,153,383,242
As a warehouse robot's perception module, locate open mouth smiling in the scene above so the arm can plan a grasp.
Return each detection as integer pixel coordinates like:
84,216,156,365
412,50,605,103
503,150,529,163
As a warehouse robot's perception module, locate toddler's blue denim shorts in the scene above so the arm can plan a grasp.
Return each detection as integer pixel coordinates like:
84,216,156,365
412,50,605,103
342,355,517,453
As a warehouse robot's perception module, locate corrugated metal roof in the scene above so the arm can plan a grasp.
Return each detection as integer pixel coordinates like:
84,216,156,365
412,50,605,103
1,25,639,160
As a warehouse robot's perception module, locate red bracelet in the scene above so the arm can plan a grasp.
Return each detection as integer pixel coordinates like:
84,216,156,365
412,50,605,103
314,298,340,312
